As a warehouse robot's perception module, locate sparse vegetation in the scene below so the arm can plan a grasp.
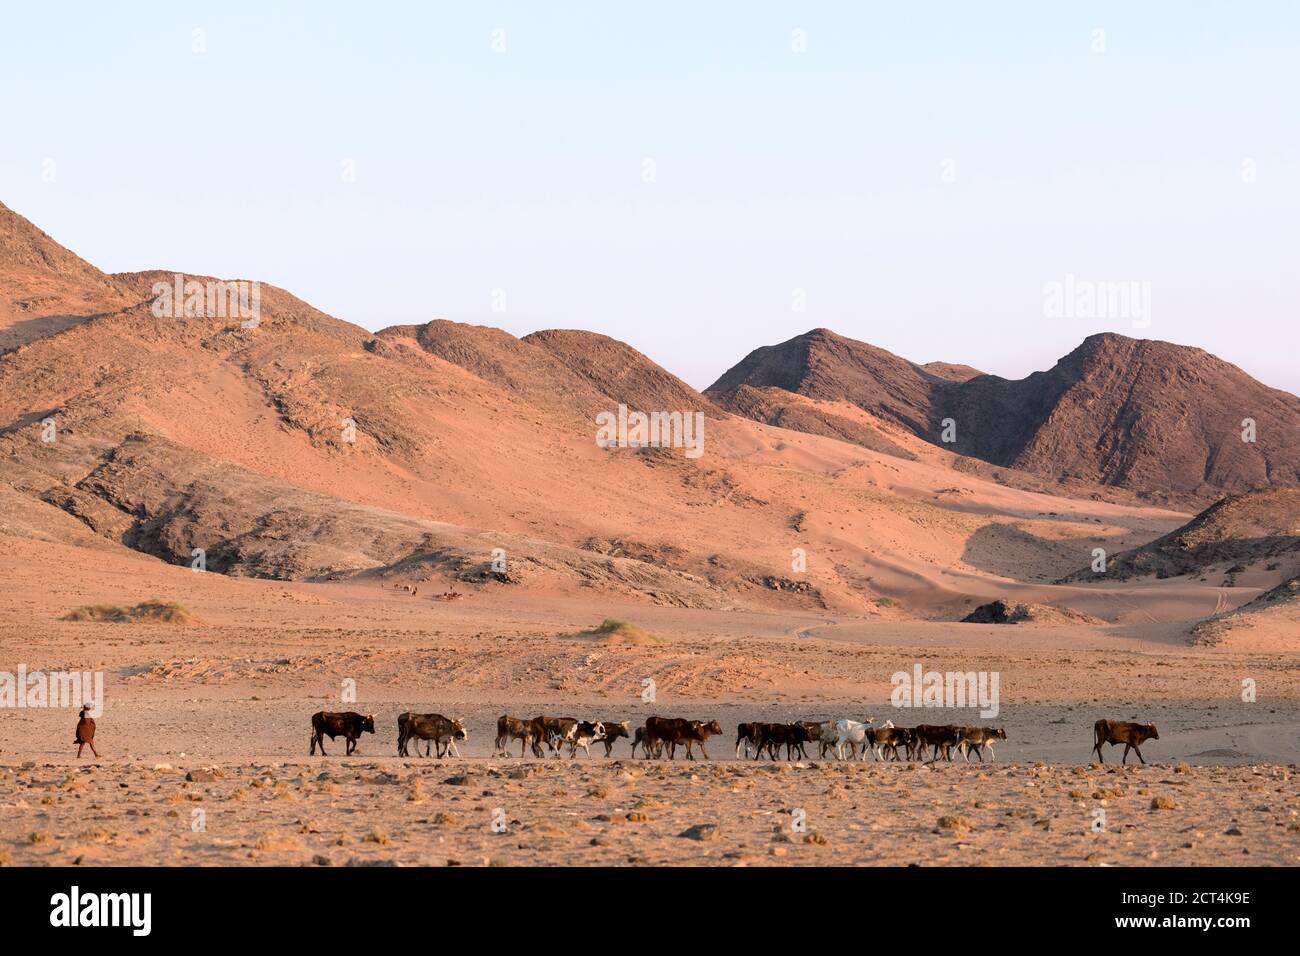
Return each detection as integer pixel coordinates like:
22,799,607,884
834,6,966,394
572,618,662,645
62,599,201,625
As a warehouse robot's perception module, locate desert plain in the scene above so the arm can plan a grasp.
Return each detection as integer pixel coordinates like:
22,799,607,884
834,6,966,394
1,549,1298,867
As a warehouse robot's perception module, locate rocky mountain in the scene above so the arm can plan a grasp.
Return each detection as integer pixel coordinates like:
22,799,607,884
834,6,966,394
0,200,133,350
0,199,1263,622
708,328,1300,501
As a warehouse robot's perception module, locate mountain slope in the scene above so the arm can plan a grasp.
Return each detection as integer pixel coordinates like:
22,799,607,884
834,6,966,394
709,329,1300,500
0,200,1215,622
0,200,134,349
523,328,721,418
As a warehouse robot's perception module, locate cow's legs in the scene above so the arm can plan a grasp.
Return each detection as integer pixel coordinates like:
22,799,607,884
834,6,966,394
1133,744,1145,765
1122,743,1131,765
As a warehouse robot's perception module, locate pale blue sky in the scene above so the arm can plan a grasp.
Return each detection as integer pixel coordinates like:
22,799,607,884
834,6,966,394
2,2,1297,392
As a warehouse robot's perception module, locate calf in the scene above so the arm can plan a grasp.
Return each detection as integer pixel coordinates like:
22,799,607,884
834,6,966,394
957,726,1007,762
599,720,630,757
310,711,375,756
398,712,467,758
74,704,98,759
568,721,607,758
1092,719,1158,765
496,715,535,757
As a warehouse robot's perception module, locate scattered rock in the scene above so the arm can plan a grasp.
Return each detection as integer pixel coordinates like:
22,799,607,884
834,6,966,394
678,823,720,842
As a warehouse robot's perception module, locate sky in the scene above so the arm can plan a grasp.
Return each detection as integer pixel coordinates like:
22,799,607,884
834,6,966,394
1,1,1297,393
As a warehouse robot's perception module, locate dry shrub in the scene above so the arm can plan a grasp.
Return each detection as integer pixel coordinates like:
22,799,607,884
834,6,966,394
62,600,201,625
572,619,662,645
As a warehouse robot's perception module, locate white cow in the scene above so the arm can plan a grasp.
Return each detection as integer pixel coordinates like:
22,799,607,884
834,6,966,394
833,718,896,760
832,718,874,760
815,720,839,759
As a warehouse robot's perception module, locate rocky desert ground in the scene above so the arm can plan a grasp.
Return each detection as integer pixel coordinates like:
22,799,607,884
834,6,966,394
2,558,1298,867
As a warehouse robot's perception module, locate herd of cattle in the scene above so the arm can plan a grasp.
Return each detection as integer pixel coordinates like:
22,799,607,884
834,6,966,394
307,711,1163,765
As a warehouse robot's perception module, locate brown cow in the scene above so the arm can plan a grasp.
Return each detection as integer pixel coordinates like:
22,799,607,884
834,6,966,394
599,720,630,756
496,715,535,757
645,716,723,760
526,716,551,758
74,704,98,759
957,726,1007,762
793,721,822,759
914,724,961,762
630,726,663,759
643,716,685,758
735,722,763,759
310,711,375,755
872,725,914,761
398,712,467,757
753,722,811,761
680,719,724,760
1092,719,1158,765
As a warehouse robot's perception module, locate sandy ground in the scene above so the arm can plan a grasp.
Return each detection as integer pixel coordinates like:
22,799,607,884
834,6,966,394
3,759,1295,867
2,565,1298,866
